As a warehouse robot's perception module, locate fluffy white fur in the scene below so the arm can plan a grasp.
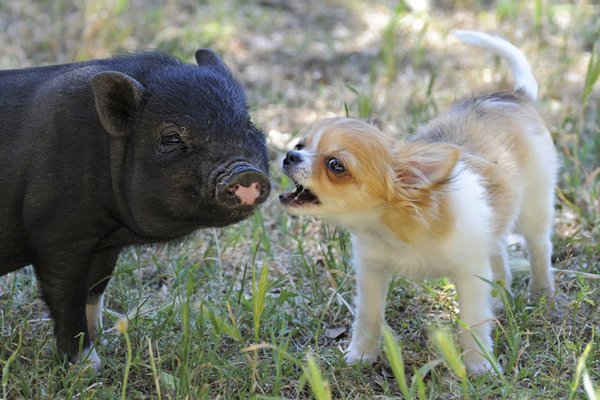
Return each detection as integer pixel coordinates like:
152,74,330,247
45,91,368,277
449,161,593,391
453,30,538,101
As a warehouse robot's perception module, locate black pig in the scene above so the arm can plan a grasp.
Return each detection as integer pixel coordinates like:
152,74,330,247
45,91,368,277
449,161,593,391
0,49,270,368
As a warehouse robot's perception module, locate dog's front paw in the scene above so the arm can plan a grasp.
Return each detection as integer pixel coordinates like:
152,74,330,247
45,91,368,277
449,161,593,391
463,352,501,376
529,283,555,302
466,359,494,376
344,349,377,365
344,341,378,365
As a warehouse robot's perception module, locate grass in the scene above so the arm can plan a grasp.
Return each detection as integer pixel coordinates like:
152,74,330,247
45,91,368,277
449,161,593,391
1,0,599,398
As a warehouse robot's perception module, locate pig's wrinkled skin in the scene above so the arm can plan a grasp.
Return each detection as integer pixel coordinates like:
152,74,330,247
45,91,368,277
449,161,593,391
0,49,270,369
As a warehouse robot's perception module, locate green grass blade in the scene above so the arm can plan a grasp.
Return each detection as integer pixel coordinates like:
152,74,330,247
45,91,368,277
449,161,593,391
583,42,600,105
570,339,594,400
147,338,162,400
115,319,132,400
200,302,243,343
457,320,507,384
2,329,22,400
381,326,411,398
431,328,467,380
303,354,332,400
583,372,599,400
430,327,470,399
252,263,270,343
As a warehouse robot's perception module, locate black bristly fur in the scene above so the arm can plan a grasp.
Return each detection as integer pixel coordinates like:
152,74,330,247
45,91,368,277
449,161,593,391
0,50,270,366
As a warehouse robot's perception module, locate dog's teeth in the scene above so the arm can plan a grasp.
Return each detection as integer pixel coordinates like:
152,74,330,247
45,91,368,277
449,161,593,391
279,181,320,206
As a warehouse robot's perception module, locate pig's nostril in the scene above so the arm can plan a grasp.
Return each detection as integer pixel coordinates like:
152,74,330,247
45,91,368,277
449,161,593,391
229,181,263,205
216,165,271,207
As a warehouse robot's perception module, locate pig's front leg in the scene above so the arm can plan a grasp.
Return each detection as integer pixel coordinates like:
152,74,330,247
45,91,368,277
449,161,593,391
34,254,100,370
86,247,121,336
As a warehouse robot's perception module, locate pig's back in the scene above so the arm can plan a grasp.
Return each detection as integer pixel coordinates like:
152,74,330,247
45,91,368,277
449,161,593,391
0,53,179,270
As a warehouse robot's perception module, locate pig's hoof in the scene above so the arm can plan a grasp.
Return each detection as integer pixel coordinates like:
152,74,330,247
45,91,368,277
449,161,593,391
78,347,101,371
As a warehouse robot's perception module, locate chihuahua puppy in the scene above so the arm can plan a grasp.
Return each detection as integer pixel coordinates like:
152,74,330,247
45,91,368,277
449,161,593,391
279,31,557,374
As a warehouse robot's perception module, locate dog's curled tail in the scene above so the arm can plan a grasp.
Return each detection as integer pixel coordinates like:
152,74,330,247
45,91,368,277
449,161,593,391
453,30,538,102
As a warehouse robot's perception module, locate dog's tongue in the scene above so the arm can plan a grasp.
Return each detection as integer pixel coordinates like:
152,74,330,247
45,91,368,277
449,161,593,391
231,182,262,205
279,184,320,206
278,191,297,205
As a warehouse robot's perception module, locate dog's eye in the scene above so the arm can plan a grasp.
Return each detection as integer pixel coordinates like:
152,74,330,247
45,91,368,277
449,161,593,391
294,143,305,150
327,158,346,174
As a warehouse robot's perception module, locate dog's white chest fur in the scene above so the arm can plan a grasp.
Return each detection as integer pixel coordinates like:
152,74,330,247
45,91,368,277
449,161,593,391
347,166,493,281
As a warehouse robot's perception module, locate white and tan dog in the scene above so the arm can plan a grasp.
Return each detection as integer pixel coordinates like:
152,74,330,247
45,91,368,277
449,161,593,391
279,31,557,374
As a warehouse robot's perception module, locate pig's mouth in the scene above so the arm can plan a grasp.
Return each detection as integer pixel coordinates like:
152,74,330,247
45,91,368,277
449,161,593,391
279,181,320,207
215,161,271,207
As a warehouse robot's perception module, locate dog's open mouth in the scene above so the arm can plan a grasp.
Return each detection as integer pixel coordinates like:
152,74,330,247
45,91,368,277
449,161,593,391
279,182,320,206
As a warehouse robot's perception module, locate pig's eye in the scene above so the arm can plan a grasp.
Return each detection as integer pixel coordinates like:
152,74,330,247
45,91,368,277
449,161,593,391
161,133,183,145
158,126,187,153
327,158,346,174
160,126,186,146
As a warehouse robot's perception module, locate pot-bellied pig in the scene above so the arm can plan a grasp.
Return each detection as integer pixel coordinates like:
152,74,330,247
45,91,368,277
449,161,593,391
0,49,270,369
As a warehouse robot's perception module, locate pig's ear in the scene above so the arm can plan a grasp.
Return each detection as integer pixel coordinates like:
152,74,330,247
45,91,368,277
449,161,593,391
90,71,145,138
195,49,230,75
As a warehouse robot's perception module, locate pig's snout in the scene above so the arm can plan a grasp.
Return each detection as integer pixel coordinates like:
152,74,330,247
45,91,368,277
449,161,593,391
216,164,271,207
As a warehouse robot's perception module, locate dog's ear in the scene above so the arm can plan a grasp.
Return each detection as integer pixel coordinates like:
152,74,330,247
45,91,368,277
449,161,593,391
394,143,461,188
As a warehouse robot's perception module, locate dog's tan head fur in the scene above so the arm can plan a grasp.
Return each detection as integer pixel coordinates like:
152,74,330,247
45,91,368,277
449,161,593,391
280,117,461,241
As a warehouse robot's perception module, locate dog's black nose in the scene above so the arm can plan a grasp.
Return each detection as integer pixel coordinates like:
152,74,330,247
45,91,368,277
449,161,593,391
283,151,302,166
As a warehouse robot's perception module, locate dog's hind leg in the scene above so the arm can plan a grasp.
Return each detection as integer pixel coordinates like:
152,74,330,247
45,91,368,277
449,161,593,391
520,197,555,299
491,236,512,287
490,236,512,309
519,154,556,300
